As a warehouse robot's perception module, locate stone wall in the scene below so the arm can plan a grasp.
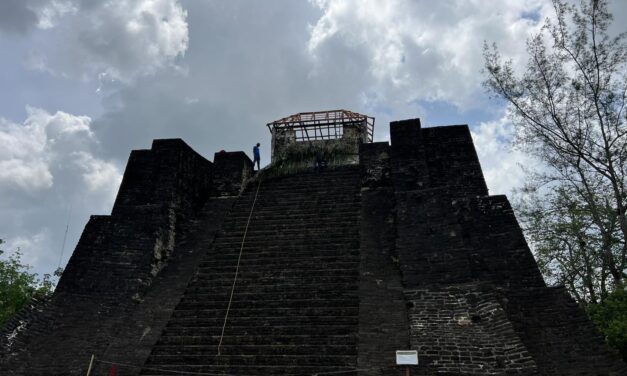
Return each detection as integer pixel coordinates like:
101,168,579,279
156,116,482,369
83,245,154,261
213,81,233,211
387,118,625,375
358,142,410,375
212,151,254,196
405,285,538,374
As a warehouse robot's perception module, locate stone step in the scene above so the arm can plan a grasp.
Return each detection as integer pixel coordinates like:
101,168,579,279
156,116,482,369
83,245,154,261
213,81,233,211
225,210,359,219
170,306,358,319
202,248,359,259
239,193,359,203
248,174,360,189
183,282,359,294
177,295,358,307
188,276,359,288
162,324,356,337
247,177,358,185
219,218,358,228
253,172,360,184
202,251,360,264
194,263,360,273
226,204,360,215
238,189,359,201
219,219,359,230
150,344,356,356
180,292,357,302
145,354,356,366
212,236,359,246
193,263,359,273
157,334,355,346
244,177,359,184
207,244,360,252
165,315,359,328
255,172,360,183
214,232,359,242
252,181,360,191
168,314,359,326
192,257,359,270
225,217,358,225
190,261,359,274
225,211,358,219
198,254,358,267
245,201,359,207
196,261,360,274
223,212,359,223
218,223,359,232
236,197,360,206
192,270,359,282
205,249,358,259
176,292,358,307
174,299,358,310
189,269,359,279
140,364,356,376
219,222,358,232
203,243,358,252
231,196,360,206
221,221,358,231
239,200,359,208
187,275,359,286
200,243,359,253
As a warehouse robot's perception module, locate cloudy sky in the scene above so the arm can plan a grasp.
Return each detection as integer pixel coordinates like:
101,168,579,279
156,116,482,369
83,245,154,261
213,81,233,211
1,0,625,277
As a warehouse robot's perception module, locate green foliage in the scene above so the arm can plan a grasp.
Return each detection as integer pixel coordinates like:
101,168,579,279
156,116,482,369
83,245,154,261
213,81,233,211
587,286,627,361
515,183,622,303
0,239,55,327
268,141,357,177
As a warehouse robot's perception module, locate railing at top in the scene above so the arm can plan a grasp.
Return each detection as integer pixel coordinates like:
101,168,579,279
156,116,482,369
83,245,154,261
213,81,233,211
267,109,374,142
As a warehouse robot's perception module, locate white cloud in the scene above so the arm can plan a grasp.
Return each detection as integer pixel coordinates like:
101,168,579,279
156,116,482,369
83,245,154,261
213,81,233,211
26,0,188,83
0,109,52,191
0,107,122,276
7,230,52,269
36,0,77,29
471,114,542,196
0,106,120,193
308,0,552,110
72,151,121,197
0,159,53,191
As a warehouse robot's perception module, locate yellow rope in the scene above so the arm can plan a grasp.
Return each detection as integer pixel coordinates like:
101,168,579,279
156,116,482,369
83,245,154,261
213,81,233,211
217,178,262,356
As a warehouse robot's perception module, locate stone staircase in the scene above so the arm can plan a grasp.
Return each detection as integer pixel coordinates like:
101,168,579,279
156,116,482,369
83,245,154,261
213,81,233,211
141,166,362,376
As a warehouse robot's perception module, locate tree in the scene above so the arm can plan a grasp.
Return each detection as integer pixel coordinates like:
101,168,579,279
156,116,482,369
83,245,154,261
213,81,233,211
588,286,627,361
0,239,55,327
483,0,627,304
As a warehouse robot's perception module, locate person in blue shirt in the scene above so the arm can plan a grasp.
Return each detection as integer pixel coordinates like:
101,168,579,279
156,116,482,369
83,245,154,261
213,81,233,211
253,143,261,170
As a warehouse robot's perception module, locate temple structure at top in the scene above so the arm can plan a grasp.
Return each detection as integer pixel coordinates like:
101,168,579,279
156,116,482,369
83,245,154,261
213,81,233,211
267,109,374,166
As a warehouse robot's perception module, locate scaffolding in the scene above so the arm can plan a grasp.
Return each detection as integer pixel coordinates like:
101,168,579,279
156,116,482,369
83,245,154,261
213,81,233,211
267,109,374,142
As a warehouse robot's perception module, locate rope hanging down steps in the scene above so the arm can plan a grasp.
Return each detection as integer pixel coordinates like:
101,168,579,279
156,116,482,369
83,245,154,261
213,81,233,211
217,178,262,356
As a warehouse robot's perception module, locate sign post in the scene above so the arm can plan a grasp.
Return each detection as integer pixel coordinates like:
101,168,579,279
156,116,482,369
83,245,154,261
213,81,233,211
395,350,418,376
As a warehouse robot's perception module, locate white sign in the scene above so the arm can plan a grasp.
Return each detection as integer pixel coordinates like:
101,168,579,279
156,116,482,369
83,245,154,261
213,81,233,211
395,350,418,365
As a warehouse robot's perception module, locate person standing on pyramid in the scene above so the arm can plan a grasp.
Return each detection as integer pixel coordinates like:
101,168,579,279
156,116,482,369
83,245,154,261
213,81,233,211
253,142,261,170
